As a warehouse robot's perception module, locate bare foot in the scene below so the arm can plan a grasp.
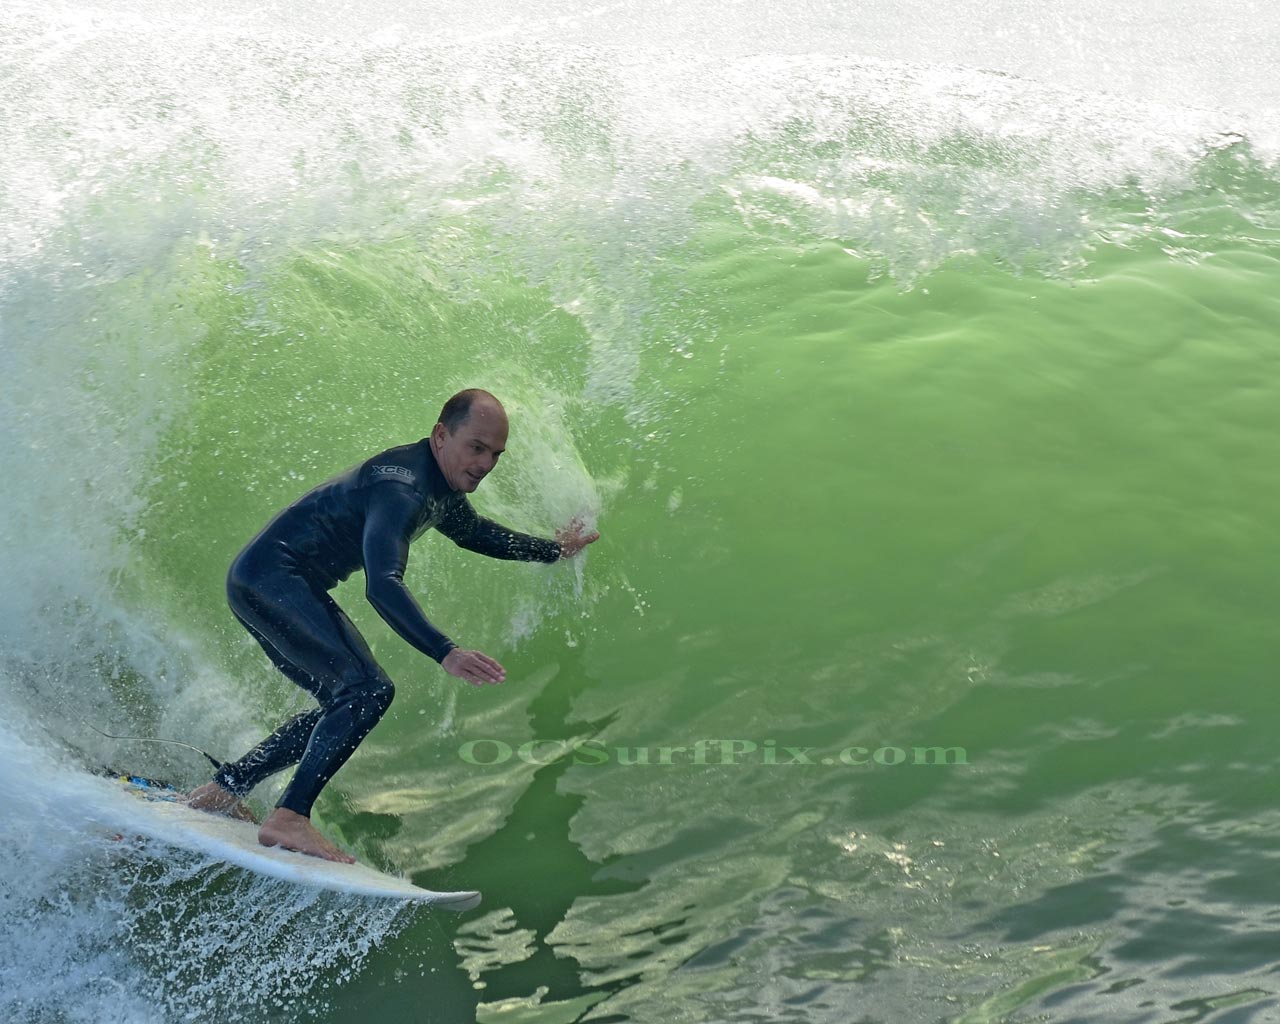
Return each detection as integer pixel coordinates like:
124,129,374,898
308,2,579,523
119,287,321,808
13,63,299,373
258,808,356,864
186,782,259,824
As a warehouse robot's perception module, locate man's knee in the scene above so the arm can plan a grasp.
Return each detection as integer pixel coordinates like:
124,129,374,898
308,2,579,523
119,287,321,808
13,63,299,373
335,674,395,724
367,676,395,716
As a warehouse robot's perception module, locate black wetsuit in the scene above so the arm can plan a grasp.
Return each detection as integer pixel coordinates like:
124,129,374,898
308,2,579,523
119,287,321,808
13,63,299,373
213,437,561,817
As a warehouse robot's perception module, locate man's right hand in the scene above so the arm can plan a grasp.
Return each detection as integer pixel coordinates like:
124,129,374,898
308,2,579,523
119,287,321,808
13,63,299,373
442,648,507,686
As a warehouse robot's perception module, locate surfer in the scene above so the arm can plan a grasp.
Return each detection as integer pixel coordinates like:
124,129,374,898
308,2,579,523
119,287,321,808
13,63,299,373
185,389,599,862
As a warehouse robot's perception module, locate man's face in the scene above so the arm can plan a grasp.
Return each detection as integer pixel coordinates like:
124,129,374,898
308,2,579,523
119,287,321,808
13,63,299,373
432,405,509,493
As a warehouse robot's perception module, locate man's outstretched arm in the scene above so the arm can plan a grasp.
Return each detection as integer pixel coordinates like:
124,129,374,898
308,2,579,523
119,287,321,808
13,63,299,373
436,497,564,562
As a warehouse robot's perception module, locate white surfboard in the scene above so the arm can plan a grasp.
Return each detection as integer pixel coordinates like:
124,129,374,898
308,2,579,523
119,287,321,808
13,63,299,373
105,773,481,910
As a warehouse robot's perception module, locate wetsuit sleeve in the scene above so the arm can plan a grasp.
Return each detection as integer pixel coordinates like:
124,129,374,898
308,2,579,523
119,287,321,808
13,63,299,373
437,497,562,563
362,484,458,664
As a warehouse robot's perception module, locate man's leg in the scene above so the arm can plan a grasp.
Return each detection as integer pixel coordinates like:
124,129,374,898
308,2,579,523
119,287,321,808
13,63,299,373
205,617,326,801
198,560,396,861
188,621,325,822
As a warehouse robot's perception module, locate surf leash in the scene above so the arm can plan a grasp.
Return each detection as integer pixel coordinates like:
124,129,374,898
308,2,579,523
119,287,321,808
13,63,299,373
87,722,226,770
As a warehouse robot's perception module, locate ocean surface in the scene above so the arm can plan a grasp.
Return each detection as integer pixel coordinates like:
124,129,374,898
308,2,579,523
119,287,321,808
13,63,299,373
3,1,1280,1021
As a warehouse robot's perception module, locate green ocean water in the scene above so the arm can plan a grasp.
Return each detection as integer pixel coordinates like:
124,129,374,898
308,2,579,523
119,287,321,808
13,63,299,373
4,2,1280,1022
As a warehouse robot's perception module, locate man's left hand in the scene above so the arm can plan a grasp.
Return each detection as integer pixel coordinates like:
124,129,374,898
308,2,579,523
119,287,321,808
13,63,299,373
556,517,600,559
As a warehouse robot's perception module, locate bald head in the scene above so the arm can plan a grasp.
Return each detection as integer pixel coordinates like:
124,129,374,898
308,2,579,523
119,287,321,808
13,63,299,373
437,388,506,433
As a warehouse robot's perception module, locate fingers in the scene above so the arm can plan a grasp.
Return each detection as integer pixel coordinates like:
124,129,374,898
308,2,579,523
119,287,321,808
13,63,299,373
558,528,601,559
560,517,595,538
472,653,506,684
449,650,506,686
464,663,504,685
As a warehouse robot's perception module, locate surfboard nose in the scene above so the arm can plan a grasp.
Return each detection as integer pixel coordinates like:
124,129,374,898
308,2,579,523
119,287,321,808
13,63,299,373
432,890,482,912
